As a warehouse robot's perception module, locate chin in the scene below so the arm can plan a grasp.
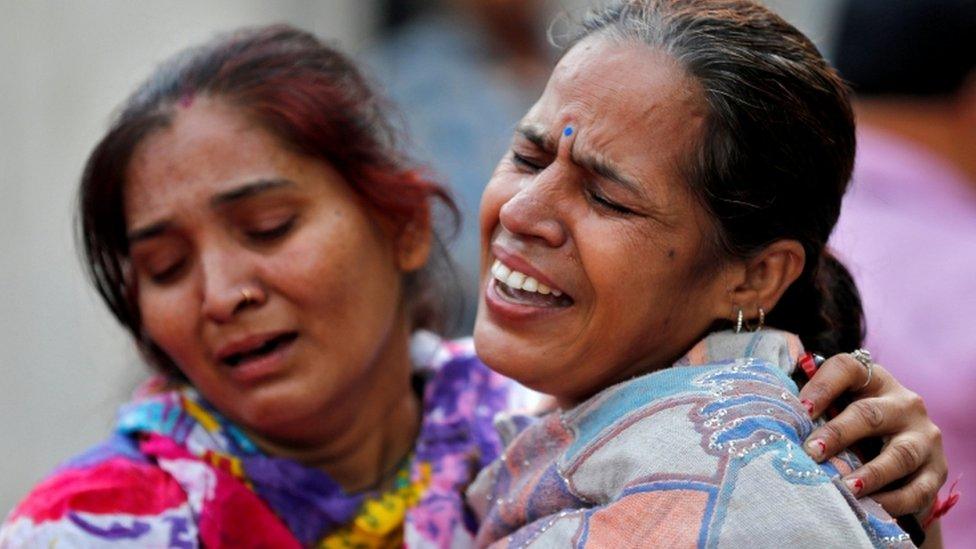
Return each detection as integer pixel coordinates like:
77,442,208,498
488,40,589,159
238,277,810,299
225,385,314,436
232,401,292,434
473,320,553,393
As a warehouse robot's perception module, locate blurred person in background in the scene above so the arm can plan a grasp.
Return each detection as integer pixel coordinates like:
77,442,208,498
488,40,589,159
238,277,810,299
830,0,975,544
367,0,558,332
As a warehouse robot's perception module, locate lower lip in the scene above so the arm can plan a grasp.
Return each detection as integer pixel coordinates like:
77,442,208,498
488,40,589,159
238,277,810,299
224,337,296,385
484,278,571,324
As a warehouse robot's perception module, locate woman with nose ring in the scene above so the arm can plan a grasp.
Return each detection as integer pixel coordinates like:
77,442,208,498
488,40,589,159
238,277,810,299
1,15,947,549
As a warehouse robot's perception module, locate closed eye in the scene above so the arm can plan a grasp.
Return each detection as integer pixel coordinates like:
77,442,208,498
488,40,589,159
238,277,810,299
586,189,635,215
511,151,547,173
246,216,297,242
149,259,187,284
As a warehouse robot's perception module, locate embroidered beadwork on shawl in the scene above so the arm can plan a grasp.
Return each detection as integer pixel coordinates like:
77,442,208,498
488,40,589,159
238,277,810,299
467,330,913,548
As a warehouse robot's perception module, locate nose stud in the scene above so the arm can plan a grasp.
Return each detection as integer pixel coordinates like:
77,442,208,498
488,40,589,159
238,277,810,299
240,288,256,305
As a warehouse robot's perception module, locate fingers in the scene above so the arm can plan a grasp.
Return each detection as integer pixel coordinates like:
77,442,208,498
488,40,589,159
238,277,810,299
840,434,934,498
797,352,949,514
798,353,878,419
869,469,945,518
804,397,898,461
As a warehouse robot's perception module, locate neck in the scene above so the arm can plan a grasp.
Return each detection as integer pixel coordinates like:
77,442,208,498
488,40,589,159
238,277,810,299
245,319,422,493
855,98,976,189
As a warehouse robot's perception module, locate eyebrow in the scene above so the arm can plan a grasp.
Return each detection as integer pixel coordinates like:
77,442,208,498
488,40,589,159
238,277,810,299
575,152,647,199
516,123,557,153
127,178,295,244
516,122,646,199
127,221,170,245
210,178,294,208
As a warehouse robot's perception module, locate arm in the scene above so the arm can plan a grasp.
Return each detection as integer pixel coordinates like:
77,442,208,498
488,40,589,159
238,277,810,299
920,521,943,549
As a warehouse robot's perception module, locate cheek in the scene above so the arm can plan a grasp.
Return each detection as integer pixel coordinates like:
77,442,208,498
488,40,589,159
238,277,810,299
270,238,358,316
139,288,198,362
275,241,341,291
479,170,517,242
269,218,400,321
586,231,701,324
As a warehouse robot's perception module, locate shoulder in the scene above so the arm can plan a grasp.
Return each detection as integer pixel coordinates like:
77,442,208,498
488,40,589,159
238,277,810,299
560,359,909,546
1,440,193,546
558,357,811,502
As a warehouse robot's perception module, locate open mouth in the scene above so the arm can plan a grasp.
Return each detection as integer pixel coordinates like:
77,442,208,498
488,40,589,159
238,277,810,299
220,332,298,367
491,259,573,308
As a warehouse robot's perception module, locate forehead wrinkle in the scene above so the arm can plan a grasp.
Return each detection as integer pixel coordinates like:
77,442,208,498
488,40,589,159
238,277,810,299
571,144,647,200
572,125,687,228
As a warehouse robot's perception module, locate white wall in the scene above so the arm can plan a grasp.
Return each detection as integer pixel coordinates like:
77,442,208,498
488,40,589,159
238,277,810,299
0,0,376,517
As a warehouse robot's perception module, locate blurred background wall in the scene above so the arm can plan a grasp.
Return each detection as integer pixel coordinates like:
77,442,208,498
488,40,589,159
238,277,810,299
0,0,842,520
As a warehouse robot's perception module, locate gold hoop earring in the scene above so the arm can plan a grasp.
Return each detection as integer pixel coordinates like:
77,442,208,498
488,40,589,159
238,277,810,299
735,306,744,334
754,307,766,332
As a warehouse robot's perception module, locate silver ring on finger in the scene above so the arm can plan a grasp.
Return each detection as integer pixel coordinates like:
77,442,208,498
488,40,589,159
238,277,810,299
851,348,874,390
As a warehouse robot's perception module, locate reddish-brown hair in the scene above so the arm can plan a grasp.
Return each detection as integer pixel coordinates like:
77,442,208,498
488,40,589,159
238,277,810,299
79,25,459,377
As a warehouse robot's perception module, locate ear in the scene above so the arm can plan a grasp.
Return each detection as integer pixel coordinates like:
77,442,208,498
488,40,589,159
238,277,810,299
726,239,806,321
395,205,433,273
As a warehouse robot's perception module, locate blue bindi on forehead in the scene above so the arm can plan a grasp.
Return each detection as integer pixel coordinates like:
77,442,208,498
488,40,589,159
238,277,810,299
563,126,574,137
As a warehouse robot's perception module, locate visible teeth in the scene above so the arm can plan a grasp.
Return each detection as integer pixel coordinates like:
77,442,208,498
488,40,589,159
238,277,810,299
492,258,564,297
492,260,511,282
506,271,526,290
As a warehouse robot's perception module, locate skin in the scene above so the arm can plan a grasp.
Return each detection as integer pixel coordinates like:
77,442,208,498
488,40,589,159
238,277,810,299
475,35,948,520
800,354,948,518
475,37,801,406
116,43,946,520
123,98,429,491
801,76,975,527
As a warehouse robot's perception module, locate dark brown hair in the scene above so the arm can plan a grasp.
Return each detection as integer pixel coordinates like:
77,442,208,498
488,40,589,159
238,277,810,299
78,25,460,377
570,0,863,356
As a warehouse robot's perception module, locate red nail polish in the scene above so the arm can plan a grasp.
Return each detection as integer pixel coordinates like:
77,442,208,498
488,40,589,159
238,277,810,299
805,438,826,460
845,477,864,495
801,399,814,415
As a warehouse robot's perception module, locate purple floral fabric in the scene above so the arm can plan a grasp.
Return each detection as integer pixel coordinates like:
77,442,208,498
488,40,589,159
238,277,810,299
1,335,527,548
